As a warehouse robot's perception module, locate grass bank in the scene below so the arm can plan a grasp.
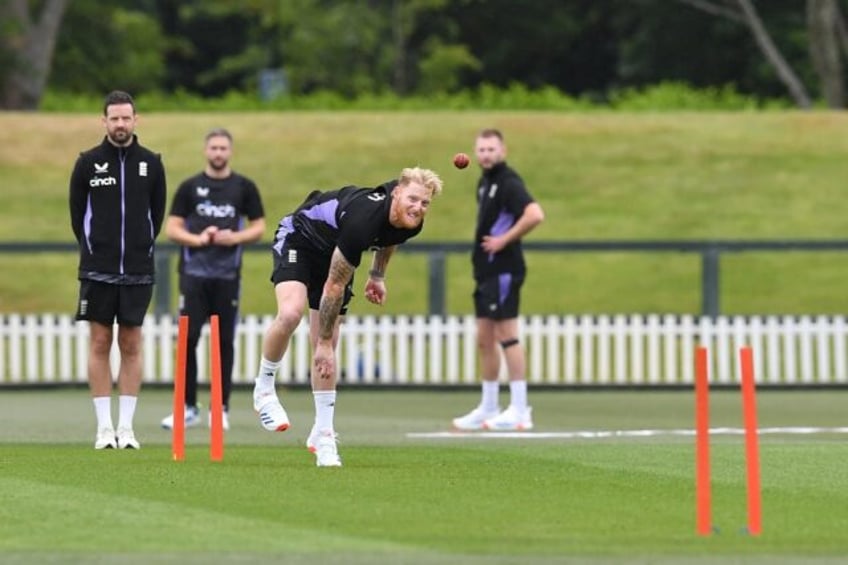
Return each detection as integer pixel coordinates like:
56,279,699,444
1,111,846,315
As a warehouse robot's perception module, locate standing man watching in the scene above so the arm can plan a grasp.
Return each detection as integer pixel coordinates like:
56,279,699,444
452,128,544,431
160,128,265,431
254,167,443,467
69,90,167,449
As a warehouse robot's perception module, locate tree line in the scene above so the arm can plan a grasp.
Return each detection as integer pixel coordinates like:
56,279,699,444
3,0,848,110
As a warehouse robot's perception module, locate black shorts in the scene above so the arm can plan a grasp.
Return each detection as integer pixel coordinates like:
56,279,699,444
270,243,354,314
473,273,525,320
76,280,153,326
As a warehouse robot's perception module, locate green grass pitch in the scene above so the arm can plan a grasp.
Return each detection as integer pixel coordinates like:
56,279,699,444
1,387,847,564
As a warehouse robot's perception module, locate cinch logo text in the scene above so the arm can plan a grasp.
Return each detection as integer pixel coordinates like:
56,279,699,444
90,177,117,187
196,201,236,218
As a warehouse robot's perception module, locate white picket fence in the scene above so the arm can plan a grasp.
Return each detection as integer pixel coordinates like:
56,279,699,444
1,313,847,386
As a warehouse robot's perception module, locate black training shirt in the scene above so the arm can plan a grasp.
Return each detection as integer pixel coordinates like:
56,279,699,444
273,180,422,266
472,161,535,279
170,171,264,279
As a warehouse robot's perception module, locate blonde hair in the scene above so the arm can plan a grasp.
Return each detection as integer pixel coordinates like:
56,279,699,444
398,167,443,197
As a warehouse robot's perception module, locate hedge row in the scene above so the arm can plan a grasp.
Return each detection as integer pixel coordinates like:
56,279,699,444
39,81,793,112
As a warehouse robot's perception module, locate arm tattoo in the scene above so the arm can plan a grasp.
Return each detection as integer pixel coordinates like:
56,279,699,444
318,249,355,340
370,245,396,278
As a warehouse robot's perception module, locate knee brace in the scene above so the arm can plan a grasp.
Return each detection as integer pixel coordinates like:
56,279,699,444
500,338,519,350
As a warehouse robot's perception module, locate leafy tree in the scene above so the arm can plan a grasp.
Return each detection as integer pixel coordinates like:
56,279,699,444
275,0,391,96
417,39,480,94
50,1,166,95
26,0,848,108
155,0,279,95
429,0,618,96
673,0,811,107
0,0,68,109
807,0,848,107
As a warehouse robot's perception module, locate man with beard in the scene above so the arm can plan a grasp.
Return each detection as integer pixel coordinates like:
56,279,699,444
160,128,266,432
253,167,443,467
452,128,544,432
70,90,167,449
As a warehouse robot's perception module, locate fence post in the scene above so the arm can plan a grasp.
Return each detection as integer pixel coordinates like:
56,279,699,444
428,251,447,316
701,246,720,318
154,250,172,316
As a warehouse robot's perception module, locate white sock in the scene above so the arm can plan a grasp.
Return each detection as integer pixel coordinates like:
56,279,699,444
509,380,528,412
313,390,336,431
481,380,499,412
256,357,280,390
93,396,113,430
117,395,137,429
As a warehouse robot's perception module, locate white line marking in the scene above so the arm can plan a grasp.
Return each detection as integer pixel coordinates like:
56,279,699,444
406,427,848,440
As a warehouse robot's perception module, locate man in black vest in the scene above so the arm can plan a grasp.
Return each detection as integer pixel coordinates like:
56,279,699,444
69,90,167,450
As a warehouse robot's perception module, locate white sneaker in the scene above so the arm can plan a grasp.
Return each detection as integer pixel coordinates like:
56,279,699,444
314,429,342,467
253,386,290,432
483,405,533,431
208,409,230,431
452,405,500,431
116,427,140,449
161,406,201,429
94,427,117,449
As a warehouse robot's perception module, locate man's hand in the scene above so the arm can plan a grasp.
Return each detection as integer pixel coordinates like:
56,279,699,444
198,226,219,246
211,228,239,246
312,340,336,380
481,234,508,254
364,278,386,305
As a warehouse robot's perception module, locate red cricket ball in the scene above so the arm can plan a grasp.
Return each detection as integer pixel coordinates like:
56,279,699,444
453,152,470,169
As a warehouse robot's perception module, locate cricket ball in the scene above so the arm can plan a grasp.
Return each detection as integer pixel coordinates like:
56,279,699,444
453,152,470,169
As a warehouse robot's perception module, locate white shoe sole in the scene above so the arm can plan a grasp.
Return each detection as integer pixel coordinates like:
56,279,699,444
482,422,534,431
95,429,116,449
452,421,486,431
452,411,499,432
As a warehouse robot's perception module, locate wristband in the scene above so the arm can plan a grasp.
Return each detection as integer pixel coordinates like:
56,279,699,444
368,269,385,280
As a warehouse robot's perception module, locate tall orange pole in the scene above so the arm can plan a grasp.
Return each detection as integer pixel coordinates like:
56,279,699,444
209,315,224,462
695,346,711,535
739,346,762,535
172,315,188,462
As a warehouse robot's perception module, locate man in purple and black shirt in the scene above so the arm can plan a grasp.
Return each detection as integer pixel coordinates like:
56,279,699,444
69,90,167,450
254,167,444,467
453,128,545,432
159,128,265,432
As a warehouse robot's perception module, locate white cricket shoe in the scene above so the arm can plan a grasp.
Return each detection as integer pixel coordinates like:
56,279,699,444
314,429,342,467
160,406,201,429
208,410,230,431
253,386,290,432
94,427,117,450
482,405,534,431
116,427,140,449
452,406,500,431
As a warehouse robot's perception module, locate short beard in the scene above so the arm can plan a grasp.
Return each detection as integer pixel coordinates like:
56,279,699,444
108,130,131,146
208,159,228,171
